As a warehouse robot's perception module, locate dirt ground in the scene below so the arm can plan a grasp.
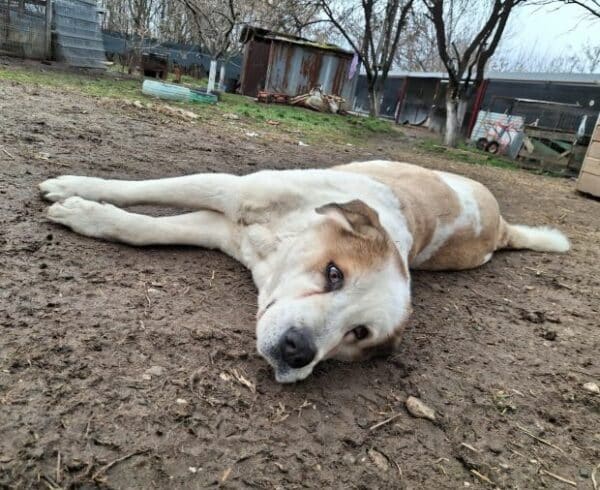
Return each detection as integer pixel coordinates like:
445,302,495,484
1,73,599,490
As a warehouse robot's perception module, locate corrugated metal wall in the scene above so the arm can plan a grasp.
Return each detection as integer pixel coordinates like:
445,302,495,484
53,0,105,69
0,1,47,59
264,43,355,99
352,75,406,119
470,111,525,159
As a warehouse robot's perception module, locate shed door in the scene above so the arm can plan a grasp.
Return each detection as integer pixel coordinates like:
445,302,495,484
241,40,270,97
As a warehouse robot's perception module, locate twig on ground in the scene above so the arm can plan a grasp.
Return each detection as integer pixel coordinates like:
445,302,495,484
0,147,15,159
220,466,232,483
91,450,148,482
470,469,494,485
369,412,403,431
56,452,61,484
460,442,480,453
592,463,599,490
539,469,576,487
515,425,566,454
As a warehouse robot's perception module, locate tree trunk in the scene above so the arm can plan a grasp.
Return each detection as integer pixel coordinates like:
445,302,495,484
218,62,226,91
368,84,381,118
207,59,218,93
445,95,459,147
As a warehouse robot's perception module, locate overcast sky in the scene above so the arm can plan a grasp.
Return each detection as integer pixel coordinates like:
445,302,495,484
506,3,600,60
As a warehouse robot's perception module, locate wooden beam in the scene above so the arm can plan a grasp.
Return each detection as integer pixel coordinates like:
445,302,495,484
44,0,52,60
524,127,577,141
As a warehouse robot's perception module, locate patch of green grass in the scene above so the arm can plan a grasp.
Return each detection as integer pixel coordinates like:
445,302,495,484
0,64,398,145
417,138,519,170
218,92,395,143
417,139,566,177
0,65,141,99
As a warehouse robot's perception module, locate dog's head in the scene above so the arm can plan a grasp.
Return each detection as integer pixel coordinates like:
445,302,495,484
256,200,411,383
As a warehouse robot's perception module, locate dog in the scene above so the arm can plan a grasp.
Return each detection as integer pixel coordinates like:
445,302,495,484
39,160,569,383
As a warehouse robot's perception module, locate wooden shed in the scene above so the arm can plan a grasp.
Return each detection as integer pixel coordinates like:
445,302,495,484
576,114,600,197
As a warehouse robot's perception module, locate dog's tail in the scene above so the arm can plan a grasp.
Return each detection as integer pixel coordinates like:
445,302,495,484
501,221,570,253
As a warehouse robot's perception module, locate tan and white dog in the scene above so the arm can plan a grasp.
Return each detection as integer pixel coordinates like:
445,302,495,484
39,161,569,383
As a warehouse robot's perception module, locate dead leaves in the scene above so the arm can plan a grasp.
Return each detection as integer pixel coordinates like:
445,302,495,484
219,368,256,394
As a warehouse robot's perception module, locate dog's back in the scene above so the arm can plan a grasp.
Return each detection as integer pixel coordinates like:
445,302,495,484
334,160,569,270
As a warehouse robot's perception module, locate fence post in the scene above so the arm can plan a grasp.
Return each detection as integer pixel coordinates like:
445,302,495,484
45,0,52,59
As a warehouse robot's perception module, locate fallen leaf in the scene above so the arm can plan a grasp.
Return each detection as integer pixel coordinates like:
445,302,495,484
367,448,390,472
406,396,436,421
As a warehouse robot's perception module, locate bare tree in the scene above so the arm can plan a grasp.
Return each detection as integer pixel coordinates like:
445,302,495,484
394,7,456,71
177,0,245,91
317,0,415,117
545,0,600,17
253,0,328,38
422,0,526,147
491,38,600,73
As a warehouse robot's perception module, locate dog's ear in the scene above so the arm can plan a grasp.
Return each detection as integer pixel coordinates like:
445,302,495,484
315,200,385,240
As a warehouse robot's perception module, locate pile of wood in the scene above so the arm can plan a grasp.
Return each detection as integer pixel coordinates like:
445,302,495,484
289,88,346,114
257,87,346,114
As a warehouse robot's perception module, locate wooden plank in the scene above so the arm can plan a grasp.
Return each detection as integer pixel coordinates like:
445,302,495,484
587,141,600,160
525,127,577,141
581,156,600,177
577,171,600,197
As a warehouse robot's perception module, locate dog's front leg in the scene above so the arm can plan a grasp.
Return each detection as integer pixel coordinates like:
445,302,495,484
46,197,243,262
40,173,243,216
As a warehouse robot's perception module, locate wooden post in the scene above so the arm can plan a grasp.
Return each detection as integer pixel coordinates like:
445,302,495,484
45,0,52,60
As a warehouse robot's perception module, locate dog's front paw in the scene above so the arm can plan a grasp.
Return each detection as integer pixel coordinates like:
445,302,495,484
39,175,104,202
47,196,119,239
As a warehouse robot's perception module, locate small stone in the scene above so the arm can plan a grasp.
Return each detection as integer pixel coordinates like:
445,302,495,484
188,466,198,474
582,382,599,394
579,468,590,478
141,374,152,381
405,396,436,421
487,441,503,454
342,453,356,465
541,330,557,341
522,310,545,323
145,365,165,376
176,398,188,405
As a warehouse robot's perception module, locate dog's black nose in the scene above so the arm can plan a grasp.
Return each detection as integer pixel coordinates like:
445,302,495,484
279,327,316,369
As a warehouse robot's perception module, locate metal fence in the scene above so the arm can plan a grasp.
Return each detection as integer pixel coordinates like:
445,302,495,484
0,0,49,59
103,30,242,81
54,0,105,68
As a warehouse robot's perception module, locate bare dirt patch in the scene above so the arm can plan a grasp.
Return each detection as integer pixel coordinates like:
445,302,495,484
1,77,599,489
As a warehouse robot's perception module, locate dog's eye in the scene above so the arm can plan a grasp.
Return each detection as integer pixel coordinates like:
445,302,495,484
326,262,344,290
352,325,370,341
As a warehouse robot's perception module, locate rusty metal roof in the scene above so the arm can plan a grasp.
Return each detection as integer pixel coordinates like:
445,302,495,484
240,25,354,57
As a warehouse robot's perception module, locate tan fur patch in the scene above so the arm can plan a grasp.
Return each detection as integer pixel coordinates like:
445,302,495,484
334,162,504,271
313,199,403,277
333,162,462,262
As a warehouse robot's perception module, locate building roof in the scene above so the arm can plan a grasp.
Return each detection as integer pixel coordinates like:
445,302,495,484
240,26,354,56
362,69,600,85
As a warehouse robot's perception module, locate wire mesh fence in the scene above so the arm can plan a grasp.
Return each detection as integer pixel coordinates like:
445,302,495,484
0,0,48,59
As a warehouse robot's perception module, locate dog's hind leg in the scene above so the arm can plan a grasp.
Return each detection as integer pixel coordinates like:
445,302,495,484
39,173,242,216
46,196,243,262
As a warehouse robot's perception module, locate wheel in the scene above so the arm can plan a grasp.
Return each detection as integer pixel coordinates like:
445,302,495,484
476,138,489,151
487,141,500,154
